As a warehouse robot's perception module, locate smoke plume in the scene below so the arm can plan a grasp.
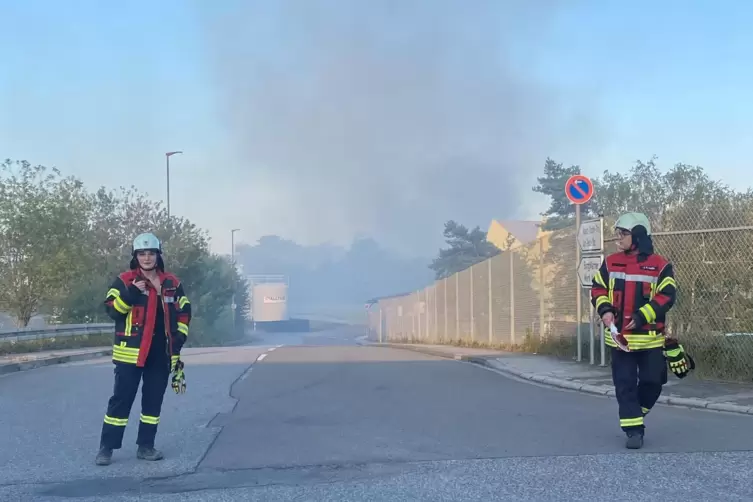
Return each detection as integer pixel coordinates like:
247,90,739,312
195,0,601,256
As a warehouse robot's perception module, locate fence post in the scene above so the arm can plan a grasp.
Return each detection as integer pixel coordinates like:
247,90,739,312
509,251,515,346
384,304,388,341
470,264,475,343
444,277,448,342
455,273,460,341
488,258,493,344
539,236,545,341
397,298,406,338
416,290,421,342
412,296,416,342
395,303,399,341
424,287,431,341
378,307,383,343
434,284,438,343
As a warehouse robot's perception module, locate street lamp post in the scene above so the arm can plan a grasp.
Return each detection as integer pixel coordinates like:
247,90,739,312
231,228,240,264
165,151,183,220
231,228,240,333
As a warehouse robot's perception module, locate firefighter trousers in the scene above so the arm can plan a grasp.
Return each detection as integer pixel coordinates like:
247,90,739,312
99,358,171,450
611,347,668,433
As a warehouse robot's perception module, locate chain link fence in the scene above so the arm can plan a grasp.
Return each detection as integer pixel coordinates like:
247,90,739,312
369,203,753,382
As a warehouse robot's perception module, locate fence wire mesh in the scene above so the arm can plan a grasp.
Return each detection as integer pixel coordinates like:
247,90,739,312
369,203,753,382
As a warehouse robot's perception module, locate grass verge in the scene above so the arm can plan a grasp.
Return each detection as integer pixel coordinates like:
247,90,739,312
383,328,753,383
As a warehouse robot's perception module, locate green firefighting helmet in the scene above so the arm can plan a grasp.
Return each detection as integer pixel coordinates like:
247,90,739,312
614,212,651,236
132,232,162,254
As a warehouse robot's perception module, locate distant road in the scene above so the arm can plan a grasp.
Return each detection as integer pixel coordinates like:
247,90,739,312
247,321,364,347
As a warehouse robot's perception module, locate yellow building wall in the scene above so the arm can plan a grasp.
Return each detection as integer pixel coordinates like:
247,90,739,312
486,219,563,319
486,220,518,250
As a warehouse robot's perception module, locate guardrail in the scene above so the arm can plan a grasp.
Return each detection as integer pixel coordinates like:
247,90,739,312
0,323,113,343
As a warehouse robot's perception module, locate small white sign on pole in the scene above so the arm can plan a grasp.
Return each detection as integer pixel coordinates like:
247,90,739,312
578,255,604,288
578,219,603,253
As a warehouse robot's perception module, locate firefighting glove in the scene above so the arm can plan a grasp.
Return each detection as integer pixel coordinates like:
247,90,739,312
664,339,695,379
171,359,186,394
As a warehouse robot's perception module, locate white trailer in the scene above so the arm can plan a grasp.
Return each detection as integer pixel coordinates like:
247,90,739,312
247,274,290,327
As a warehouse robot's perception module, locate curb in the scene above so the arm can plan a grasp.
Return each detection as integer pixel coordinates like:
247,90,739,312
0,348,112,376
371,342,753,417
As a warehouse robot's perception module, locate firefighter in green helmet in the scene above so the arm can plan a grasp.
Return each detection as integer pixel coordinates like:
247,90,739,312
590,212,694,449
95,232,191,466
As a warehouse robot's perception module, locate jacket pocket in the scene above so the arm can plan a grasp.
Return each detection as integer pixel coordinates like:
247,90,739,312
129,306,146,335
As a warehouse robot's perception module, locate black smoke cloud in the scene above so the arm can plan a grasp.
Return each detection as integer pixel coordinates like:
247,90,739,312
195,0,602,256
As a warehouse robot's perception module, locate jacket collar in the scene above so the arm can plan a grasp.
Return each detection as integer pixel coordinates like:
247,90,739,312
134,269,167,286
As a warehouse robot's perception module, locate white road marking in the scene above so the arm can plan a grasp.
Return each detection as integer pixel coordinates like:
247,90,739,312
256,353,267,362
268,347,276,352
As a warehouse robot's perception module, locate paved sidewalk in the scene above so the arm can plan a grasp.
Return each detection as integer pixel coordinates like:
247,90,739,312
0,347,111,375
369,342,753,416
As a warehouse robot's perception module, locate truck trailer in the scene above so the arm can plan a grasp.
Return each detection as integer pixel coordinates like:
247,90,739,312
247,274,309,332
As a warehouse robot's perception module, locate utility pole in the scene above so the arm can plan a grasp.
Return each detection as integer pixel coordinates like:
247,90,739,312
231,228,240,333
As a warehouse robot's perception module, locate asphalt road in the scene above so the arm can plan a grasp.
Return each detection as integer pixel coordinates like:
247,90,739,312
2,324,753,501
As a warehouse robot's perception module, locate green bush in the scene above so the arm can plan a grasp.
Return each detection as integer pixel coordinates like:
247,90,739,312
0,319,257,355
0,332,112,356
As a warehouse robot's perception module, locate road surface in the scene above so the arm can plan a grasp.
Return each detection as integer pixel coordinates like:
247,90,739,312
1,323,752,501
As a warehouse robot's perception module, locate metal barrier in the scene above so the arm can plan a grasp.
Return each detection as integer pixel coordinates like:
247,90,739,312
0,324,113,343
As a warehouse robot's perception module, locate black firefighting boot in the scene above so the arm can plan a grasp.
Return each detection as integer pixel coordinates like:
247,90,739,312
625,430,644,449
95,446,113,466
137,446,164,461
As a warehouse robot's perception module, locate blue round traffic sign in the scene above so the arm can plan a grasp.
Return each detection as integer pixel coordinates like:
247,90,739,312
565,174,594,205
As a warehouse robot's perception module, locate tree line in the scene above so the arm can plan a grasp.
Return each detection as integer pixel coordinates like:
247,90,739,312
0,159,249,346
432,155,752,283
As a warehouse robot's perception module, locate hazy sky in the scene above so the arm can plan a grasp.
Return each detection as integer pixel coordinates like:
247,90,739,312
1,1,752,258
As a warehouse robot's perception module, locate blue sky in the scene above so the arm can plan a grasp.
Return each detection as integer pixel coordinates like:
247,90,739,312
1,1,751,257
533,1,753,182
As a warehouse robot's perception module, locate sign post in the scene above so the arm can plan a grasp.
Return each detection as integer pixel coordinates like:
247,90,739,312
578,214,606,366
600,214,606,367
565,174,596,363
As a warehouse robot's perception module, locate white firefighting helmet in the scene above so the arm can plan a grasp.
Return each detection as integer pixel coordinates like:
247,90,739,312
614,212,651,236
132,232,162,254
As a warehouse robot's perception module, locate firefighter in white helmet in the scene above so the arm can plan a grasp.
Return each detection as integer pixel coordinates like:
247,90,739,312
590,213,693,449
95,232,191,466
